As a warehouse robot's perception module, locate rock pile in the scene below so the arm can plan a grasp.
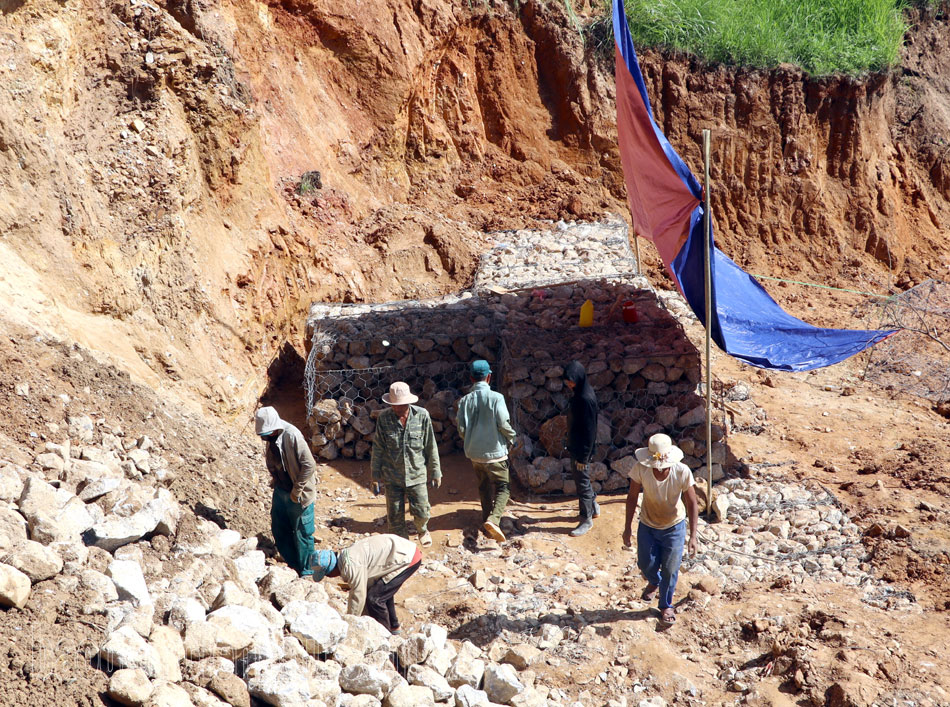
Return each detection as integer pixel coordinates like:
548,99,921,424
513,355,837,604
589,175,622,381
304,221,717,489
3,410,641,707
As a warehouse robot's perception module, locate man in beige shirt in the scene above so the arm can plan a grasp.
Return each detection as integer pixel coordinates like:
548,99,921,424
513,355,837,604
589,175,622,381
310,534,422,634
622,433,699,624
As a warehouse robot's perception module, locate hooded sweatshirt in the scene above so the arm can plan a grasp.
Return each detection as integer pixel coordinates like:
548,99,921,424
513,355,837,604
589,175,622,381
255,406,318,507
564,361,598,463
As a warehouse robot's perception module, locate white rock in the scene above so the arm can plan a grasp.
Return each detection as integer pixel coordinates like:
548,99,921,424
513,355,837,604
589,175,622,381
483,663,524,703
99,625,162,677
184,620,253,660
246,658,313,705
0,464,25,503
455,684,490,707
420,623,448,650
0,563,31,608
148,681,193,707
108,559,152,607
166,595,208,634
181,682,230,707
386,682,435,707
233,550,267,586
339,664,395,700
108,667,153,706
395,633,432,666
281,600,348,655
4,539,63,582
211,580,258,611
446,641,485,689
408,664,453,702
0,506,27,552
423,640,457,676
81,569,119,602
208,605,284,663
336,615,392,656
19,477,94,543
150,625,185,682
78,476,122,502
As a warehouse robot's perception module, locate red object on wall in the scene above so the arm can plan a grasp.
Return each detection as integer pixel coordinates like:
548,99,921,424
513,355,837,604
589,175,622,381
622,300,638,323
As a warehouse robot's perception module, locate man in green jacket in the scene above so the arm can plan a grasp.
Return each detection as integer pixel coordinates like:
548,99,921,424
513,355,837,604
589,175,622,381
371,381,441,547
456,360,517,543
255,406,317,577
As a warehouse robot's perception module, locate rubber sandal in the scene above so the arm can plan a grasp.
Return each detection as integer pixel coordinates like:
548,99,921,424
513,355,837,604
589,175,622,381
641,584,659,602
660,608,676,624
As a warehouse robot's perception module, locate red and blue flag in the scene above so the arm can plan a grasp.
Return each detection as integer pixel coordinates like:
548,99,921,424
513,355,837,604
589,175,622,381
612,0,895,371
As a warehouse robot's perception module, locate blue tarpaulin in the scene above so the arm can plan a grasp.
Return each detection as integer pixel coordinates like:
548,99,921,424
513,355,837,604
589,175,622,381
612,0,894,371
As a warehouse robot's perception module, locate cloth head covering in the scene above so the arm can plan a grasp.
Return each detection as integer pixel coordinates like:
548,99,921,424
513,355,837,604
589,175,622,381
382,381,418,405
255,406,283,436
470,359,492,378
634,433,685,469
310,549,337,581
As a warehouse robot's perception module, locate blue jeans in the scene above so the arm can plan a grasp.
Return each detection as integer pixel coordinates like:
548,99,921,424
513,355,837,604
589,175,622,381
637,520,687,609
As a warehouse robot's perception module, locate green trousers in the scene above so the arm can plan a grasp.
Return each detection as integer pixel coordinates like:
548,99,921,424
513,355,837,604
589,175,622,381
384,482,430,538
472,459,510,526
271,487,315,577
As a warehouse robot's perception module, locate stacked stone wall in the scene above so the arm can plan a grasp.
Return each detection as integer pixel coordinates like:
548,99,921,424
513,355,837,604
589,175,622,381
304,278,731,492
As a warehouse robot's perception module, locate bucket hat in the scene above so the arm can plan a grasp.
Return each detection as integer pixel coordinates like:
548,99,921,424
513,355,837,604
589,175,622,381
310,549,337,581
381,381,418,405
634,433,684,469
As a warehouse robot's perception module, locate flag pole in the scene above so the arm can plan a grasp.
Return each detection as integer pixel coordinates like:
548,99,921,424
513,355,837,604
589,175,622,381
702,128,714,519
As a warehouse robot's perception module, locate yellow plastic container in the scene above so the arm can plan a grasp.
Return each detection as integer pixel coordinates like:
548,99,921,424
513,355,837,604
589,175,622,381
579,299,594,327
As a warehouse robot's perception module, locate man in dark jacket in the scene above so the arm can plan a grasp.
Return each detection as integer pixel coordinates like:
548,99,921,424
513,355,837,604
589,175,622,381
564,360,599,537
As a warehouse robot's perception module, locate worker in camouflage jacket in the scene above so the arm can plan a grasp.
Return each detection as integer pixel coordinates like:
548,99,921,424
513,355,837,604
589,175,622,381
371,381,441,546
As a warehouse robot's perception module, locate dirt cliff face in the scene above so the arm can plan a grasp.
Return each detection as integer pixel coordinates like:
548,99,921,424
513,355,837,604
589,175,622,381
635,5,950,294
2,0,950,408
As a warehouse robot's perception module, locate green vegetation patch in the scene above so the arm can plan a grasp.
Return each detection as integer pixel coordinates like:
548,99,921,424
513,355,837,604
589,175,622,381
597,0,910,76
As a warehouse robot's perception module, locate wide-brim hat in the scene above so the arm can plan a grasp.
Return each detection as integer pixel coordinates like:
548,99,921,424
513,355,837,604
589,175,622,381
635,433,684,469
382,381,418,405
310,549,337,582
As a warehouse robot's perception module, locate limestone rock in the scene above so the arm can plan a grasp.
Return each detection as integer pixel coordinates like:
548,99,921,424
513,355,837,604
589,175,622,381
207,605,284,663
99,625,162,677
446,641,485,689
339,663,394,700
282,600,348,655
108,559,152,607
385,682,435,707
246,658,313,705
538,416,567,457
395,633,433,666
407,664,453,702
4,539,63,582
0,563,31,609
455,684,489,707
150,625,185,682
147,681,192,707
108,667,153,706
483,663,524,703
182,682,232,707
184,620,253,660
207,671,250,707
502,644,541,670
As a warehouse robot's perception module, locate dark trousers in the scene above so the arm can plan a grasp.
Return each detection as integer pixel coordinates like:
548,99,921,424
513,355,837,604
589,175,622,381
571,456,596,521
365,559,421,631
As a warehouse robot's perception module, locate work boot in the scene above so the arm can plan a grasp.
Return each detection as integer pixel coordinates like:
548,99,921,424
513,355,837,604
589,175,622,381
482,521,506,543
570,519,593,537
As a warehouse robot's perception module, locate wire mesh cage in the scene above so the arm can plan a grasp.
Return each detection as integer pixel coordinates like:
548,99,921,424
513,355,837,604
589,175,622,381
855,279,950,402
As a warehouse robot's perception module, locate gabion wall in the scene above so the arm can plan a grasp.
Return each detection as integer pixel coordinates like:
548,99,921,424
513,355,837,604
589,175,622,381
304,280,727,492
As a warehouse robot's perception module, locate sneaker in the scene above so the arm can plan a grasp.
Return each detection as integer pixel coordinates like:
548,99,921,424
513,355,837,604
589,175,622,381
570,519,593,537
592,501,601,519
419,531,432,547
482,521,506,543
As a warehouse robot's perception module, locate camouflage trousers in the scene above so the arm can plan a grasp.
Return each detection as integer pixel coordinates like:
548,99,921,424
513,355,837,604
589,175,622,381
384,482,430,539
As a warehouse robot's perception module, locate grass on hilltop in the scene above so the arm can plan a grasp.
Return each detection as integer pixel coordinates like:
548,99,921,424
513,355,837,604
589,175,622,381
588,0,921,76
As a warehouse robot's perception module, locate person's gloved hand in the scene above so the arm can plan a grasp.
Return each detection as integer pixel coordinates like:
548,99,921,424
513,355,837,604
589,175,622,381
372,482,382,497
430,477,442,489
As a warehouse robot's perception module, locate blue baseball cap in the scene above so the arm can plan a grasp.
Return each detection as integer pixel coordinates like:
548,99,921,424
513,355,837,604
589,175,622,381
471,360,492,377
310,550,337,581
